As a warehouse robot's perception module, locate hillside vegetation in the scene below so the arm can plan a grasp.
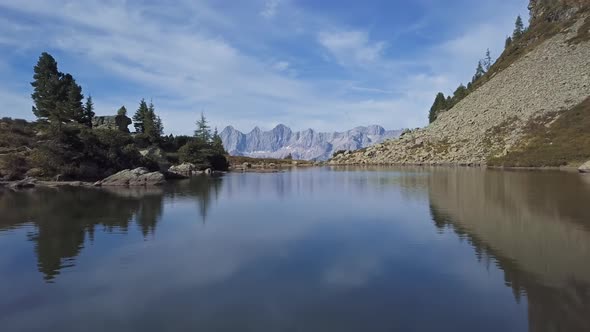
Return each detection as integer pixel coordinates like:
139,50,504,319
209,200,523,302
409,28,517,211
0,53,229,181
332,0,590,167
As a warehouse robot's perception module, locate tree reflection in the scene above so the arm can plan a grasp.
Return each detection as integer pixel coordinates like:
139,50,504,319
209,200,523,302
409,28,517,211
0,176,222,281
166,176,222,223
428,168,590,331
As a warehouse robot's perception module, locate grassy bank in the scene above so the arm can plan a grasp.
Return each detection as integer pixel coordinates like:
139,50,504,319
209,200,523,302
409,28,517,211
488,97,590,167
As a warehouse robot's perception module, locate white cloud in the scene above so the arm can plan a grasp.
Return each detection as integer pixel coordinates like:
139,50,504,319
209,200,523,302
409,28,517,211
318,30,386,67
0,0,530,134
260,0,281,19
272,60,290,72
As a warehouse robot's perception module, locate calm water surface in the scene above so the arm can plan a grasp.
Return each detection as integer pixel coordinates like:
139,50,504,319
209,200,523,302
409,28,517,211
1,167,590,332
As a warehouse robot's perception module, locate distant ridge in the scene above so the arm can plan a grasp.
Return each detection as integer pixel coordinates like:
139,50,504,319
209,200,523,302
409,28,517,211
220,124,402,161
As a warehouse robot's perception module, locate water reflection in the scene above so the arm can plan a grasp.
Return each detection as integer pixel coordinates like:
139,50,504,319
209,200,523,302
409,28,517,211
427,168,590,332
0,176,222,281
1,168,590,331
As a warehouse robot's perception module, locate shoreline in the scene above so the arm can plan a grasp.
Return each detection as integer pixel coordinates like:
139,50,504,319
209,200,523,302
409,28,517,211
327,162,585,172
2,163,585,191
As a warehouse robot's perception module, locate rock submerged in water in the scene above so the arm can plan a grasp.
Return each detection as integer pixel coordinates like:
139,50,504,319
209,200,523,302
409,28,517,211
579,161,590,173
96,168,165,186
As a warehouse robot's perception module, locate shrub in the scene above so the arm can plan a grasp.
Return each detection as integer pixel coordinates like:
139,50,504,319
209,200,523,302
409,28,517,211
178,140,229,171
0,153,29,180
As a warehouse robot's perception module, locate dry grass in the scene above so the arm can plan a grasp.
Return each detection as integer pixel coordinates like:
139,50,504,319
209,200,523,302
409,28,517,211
567,15,590,44
488,97,590,167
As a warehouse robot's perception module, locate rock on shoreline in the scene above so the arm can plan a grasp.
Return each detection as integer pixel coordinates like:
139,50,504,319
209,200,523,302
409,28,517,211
579,161,590,173
95,168,166,186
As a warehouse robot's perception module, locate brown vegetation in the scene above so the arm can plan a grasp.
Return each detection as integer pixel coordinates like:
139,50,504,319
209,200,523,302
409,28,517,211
488,97,590,167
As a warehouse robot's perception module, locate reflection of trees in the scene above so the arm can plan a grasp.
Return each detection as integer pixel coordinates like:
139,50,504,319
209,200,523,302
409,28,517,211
428,168,590,331
0,187,164,282
167,176,223,223
0,176,226,281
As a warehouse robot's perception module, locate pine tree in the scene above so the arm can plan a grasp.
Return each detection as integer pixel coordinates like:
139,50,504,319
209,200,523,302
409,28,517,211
62,74,85,124
82,95,95,127
31,52,62,122
428,92,447,124
194,113,211,142
133,99,149,133
505,36,513,49
513,15,525,40
453,84,469,102
484,49,492,71
143,101,163,142
154,116,164,136
117,106,127,116
472,60,486,83
211,127,226,154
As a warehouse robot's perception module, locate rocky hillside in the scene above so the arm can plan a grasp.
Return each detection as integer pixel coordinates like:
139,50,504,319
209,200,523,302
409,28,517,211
221,124,401,161
332,0,590,167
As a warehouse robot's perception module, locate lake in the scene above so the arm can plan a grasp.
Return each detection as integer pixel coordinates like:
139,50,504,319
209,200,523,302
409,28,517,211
1,167,590,332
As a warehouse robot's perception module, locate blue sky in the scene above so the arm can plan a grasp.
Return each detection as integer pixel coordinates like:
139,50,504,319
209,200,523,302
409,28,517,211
0,0,529,135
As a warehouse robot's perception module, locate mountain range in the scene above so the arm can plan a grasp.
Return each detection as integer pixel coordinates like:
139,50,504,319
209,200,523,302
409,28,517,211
220,124,402,161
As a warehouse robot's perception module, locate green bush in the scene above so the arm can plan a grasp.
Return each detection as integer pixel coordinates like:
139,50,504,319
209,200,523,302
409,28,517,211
178,140,229,171
0,153,29,180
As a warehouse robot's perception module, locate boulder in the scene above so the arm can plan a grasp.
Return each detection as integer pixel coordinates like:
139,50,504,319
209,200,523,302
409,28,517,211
579,161,590,173
242,162,252,169
92,115,132,132
168,163,197,177
9,177,37,190
96,167,166,186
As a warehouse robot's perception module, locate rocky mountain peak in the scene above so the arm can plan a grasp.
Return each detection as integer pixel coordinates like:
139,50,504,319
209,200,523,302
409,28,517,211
220,125,402,161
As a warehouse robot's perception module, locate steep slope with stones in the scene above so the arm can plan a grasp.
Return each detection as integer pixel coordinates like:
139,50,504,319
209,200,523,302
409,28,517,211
332,0,590,167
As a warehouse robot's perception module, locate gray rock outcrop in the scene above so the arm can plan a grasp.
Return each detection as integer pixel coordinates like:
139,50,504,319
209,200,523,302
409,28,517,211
220,124,402,161
168,163,198,177
96,168,165,186
92,115,132,132
579,161,590,173
9,177,37,190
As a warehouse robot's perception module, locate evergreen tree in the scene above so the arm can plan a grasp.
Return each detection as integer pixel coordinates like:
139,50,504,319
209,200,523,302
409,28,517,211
484,49,492,71
154,116,164,136
117,106,128,117
513,15,525,40
140,101,163,142
428,92,447,124
194,113,211,142
62,74,85,123
211,127,225,154
31,52,63,122
452,84,469,102
148,101,163,136
82,95,95,127
133,99,149,133
446,96,452,105
472,60,486,83
505,36,513,49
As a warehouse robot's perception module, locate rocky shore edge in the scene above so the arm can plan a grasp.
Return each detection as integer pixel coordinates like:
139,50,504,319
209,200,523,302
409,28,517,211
0,160,325,190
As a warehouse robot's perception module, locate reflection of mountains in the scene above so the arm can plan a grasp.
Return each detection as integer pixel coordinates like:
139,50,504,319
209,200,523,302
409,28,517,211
428,168,590,332
0,177,222,282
